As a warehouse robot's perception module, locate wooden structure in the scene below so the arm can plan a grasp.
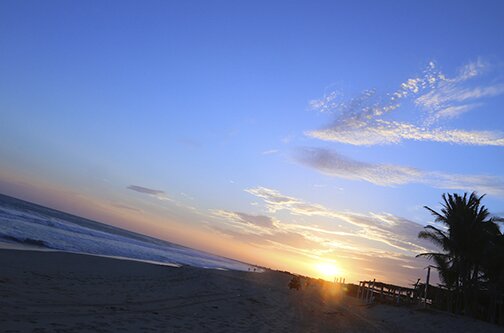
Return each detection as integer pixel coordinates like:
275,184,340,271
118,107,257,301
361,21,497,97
357,279,422,305
356,279,504,326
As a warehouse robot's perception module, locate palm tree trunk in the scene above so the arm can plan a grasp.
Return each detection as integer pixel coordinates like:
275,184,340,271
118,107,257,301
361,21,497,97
471,265,480,318
488,285,496,323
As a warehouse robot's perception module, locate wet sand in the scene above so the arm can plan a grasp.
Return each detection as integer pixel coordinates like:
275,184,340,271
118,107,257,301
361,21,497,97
0,249,501,332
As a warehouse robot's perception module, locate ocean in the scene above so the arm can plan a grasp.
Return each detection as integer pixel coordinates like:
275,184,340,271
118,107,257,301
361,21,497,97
0,193,254,271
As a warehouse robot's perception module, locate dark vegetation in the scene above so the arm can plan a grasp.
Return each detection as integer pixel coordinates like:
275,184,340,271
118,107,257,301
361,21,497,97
417,192,504,325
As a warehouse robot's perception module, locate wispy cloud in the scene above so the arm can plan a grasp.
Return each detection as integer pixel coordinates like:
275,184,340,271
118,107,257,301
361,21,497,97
127,185,202,214
127,185,174,202
243,186,432,255
210,209,323,250
309,119,504,146
209,186,435,283
127,185,164,196
261,149,279,155
307,60,504,146
111,202,143,213
433,104,480,121
430,173,504,197
212,209,275,233
295,147,421,185
295,147,504,196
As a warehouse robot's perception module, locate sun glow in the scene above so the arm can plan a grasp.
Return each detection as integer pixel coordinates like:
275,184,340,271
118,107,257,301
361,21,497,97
315,262,341,280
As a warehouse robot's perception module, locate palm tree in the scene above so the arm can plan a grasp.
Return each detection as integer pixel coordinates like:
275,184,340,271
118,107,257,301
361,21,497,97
416,192,498,316
480,229,504,323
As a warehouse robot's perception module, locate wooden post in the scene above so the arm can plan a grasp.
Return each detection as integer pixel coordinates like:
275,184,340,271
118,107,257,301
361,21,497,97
424,266,431,308
368,279,376,304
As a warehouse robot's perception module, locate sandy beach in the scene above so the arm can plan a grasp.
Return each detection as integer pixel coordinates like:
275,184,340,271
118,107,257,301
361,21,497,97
0,249,501,333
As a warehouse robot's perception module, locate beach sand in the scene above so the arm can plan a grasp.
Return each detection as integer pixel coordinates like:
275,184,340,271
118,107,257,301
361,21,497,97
0,249,501,333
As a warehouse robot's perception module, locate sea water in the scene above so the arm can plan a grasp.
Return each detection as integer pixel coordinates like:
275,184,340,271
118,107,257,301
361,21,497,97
0,193,254,271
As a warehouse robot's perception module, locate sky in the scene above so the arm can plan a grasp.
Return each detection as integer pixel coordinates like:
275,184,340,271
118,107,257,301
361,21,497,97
1,0,504,285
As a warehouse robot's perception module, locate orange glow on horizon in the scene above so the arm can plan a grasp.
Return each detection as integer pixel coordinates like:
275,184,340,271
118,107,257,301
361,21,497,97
311,261,346,281
0,169,363,283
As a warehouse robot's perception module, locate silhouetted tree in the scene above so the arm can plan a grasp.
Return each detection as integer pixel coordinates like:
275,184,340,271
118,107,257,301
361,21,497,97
417,192,500,316
480,228,504,323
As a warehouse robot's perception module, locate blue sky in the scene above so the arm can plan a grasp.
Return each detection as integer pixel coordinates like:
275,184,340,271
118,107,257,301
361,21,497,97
1,1,504,283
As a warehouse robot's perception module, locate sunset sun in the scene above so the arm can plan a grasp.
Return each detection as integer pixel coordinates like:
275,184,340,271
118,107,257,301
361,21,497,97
315,262,341,280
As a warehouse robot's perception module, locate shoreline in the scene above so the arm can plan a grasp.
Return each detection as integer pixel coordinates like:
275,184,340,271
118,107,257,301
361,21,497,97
0,240,183,268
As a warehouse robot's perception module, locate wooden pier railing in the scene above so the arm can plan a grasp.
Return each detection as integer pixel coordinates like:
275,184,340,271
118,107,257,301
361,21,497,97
357,279,422,305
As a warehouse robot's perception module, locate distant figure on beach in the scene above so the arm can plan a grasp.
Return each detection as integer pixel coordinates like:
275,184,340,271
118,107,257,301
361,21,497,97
288,276,301,290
